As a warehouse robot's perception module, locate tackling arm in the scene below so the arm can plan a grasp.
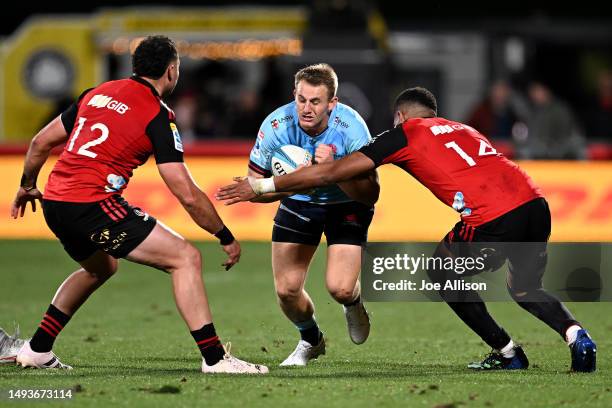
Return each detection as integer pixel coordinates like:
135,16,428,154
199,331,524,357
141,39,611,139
274,152,375,192
216,152,376,205
246,167,293,203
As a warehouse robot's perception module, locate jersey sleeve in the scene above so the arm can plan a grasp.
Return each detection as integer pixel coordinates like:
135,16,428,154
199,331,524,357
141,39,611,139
358,126,408,167
248,119,278,177
344,113,372,153
145,106,184,164
60,88,94,134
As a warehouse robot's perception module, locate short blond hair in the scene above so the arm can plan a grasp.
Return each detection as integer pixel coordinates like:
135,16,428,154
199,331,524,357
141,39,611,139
294,63,338,100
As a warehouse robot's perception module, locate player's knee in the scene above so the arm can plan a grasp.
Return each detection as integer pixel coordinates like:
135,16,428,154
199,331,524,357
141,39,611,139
276,284,302,304
507,284,529,300
327,284,354,304
173,242,202,273
85,257,118,280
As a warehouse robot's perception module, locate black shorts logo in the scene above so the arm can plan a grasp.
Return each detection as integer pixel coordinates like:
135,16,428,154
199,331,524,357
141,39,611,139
133,208,150,220
90,229,111,244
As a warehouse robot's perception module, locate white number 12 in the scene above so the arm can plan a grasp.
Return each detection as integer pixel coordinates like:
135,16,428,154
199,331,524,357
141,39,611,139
67,117,109,158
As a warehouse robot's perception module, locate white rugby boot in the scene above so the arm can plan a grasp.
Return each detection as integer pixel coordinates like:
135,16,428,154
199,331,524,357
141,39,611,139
201,343,268,374
0,327,26,364
279,335,326,367
16,341,72,369
343,301,370,345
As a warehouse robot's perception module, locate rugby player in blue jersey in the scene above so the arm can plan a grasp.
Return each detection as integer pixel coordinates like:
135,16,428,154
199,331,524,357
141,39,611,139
247,64,379,366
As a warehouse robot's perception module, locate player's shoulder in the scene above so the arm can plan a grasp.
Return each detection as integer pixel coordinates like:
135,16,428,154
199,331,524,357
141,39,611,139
333,103,367,126
262,101,296,133
403,117,480,139
85,78,164,118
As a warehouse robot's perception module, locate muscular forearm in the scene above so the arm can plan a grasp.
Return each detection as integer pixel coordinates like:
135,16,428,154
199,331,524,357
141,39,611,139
21,138,54,188
180,189,225,234
274,162,338,192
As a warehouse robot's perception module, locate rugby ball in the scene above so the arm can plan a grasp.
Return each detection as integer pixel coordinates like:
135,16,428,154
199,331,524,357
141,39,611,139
270,145,313,176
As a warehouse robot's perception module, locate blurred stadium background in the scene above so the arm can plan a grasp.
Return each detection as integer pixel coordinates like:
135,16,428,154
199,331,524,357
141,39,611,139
0,0,612,241
1,3,611,407
0,1,611,241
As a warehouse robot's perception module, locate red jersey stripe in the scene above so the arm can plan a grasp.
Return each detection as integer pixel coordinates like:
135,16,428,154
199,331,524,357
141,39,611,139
100,201,118,221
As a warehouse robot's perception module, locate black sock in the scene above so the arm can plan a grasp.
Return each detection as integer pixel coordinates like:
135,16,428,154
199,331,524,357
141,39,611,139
30,304,71,353
297,318,321,346
344,296,361,307
191,323,224,366
447,301,511,350
509,288,580,340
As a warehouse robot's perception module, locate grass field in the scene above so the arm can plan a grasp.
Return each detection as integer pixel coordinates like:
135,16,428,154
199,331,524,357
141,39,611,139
0,240,610,407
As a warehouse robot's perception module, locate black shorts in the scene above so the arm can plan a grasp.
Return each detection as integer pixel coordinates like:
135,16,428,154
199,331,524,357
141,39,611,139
42,195,157,262
442,197,551,291
272,198,374,246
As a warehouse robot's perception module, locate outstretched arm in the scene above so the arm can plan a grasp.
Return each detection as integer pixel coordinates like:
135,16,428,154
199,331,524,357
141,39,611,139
246,167,293,203
158,162,240,270
158,162,225,234
217,152,376,205
11,116,68,218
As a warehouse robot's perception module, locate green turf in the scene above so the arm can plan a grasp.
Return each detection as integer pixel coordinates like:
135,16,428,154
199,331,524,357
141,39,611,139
0,240,610,408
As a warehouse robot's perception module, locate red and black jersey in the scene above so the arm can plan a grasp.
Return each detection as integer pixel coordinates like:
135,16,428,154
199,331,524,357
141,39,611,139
359,117,543,226
44,76,183,203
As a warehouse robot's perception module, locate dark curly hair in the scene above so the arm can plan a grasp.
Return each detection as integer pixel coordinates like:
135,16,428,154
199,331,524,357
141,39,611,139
394,87,437,115
132,35,178,79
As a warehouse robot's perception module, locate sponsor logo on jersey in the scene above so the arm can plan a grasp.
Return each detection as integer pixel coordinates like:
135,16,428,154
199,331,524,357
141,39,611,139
258,129,265,140
170,123,183,152
334,116,350,128
430,125,455,135
105,174,126,193
252,140,261,159
271,115,293,129
87,94,129,114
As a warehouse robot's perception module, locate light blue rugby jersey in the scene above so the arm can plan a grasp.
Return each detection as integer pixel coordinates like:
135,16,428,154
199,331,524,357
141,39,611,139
248,101,371,204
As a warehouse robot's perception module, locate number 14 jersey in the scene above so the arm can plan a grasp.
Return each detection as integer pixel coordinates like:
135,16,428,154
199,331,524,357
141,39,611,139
358,117,543,226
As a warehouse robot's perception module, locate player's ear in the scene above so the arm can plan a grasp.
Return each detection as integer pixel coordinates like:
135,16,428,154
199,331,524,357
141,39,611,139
167,64,174,82
328,95,338,113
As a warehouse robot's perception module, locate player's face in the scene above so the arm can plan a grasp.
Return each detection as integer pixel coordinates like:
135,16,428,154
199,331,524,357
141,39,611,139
294,80,337,135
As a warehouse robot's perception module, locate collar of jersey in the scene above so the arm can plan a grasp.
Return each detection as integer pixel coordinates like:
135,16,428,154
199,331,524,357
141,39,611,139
130,76,160,97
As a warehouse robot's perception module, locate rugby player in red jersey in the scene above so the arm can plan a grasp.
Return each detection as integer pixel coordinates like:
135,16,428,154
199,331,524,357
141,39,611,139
9,36,267,374
217,87,596,372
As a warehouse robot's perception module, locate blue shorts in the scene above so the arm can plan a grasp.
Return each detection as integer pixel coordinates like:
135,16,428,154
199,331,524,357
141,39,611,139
272,198,374,246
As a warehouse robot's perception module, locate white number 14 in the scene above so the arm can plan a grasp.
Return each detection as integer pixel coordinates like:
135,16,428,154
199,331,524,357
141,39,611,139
445,140,497,167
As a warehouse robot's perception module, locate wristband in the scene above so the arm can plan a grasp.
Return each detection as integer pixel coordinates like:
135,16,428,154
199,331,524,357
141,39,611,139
214,225,235,245
249,177,276,195
20,174,36,191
